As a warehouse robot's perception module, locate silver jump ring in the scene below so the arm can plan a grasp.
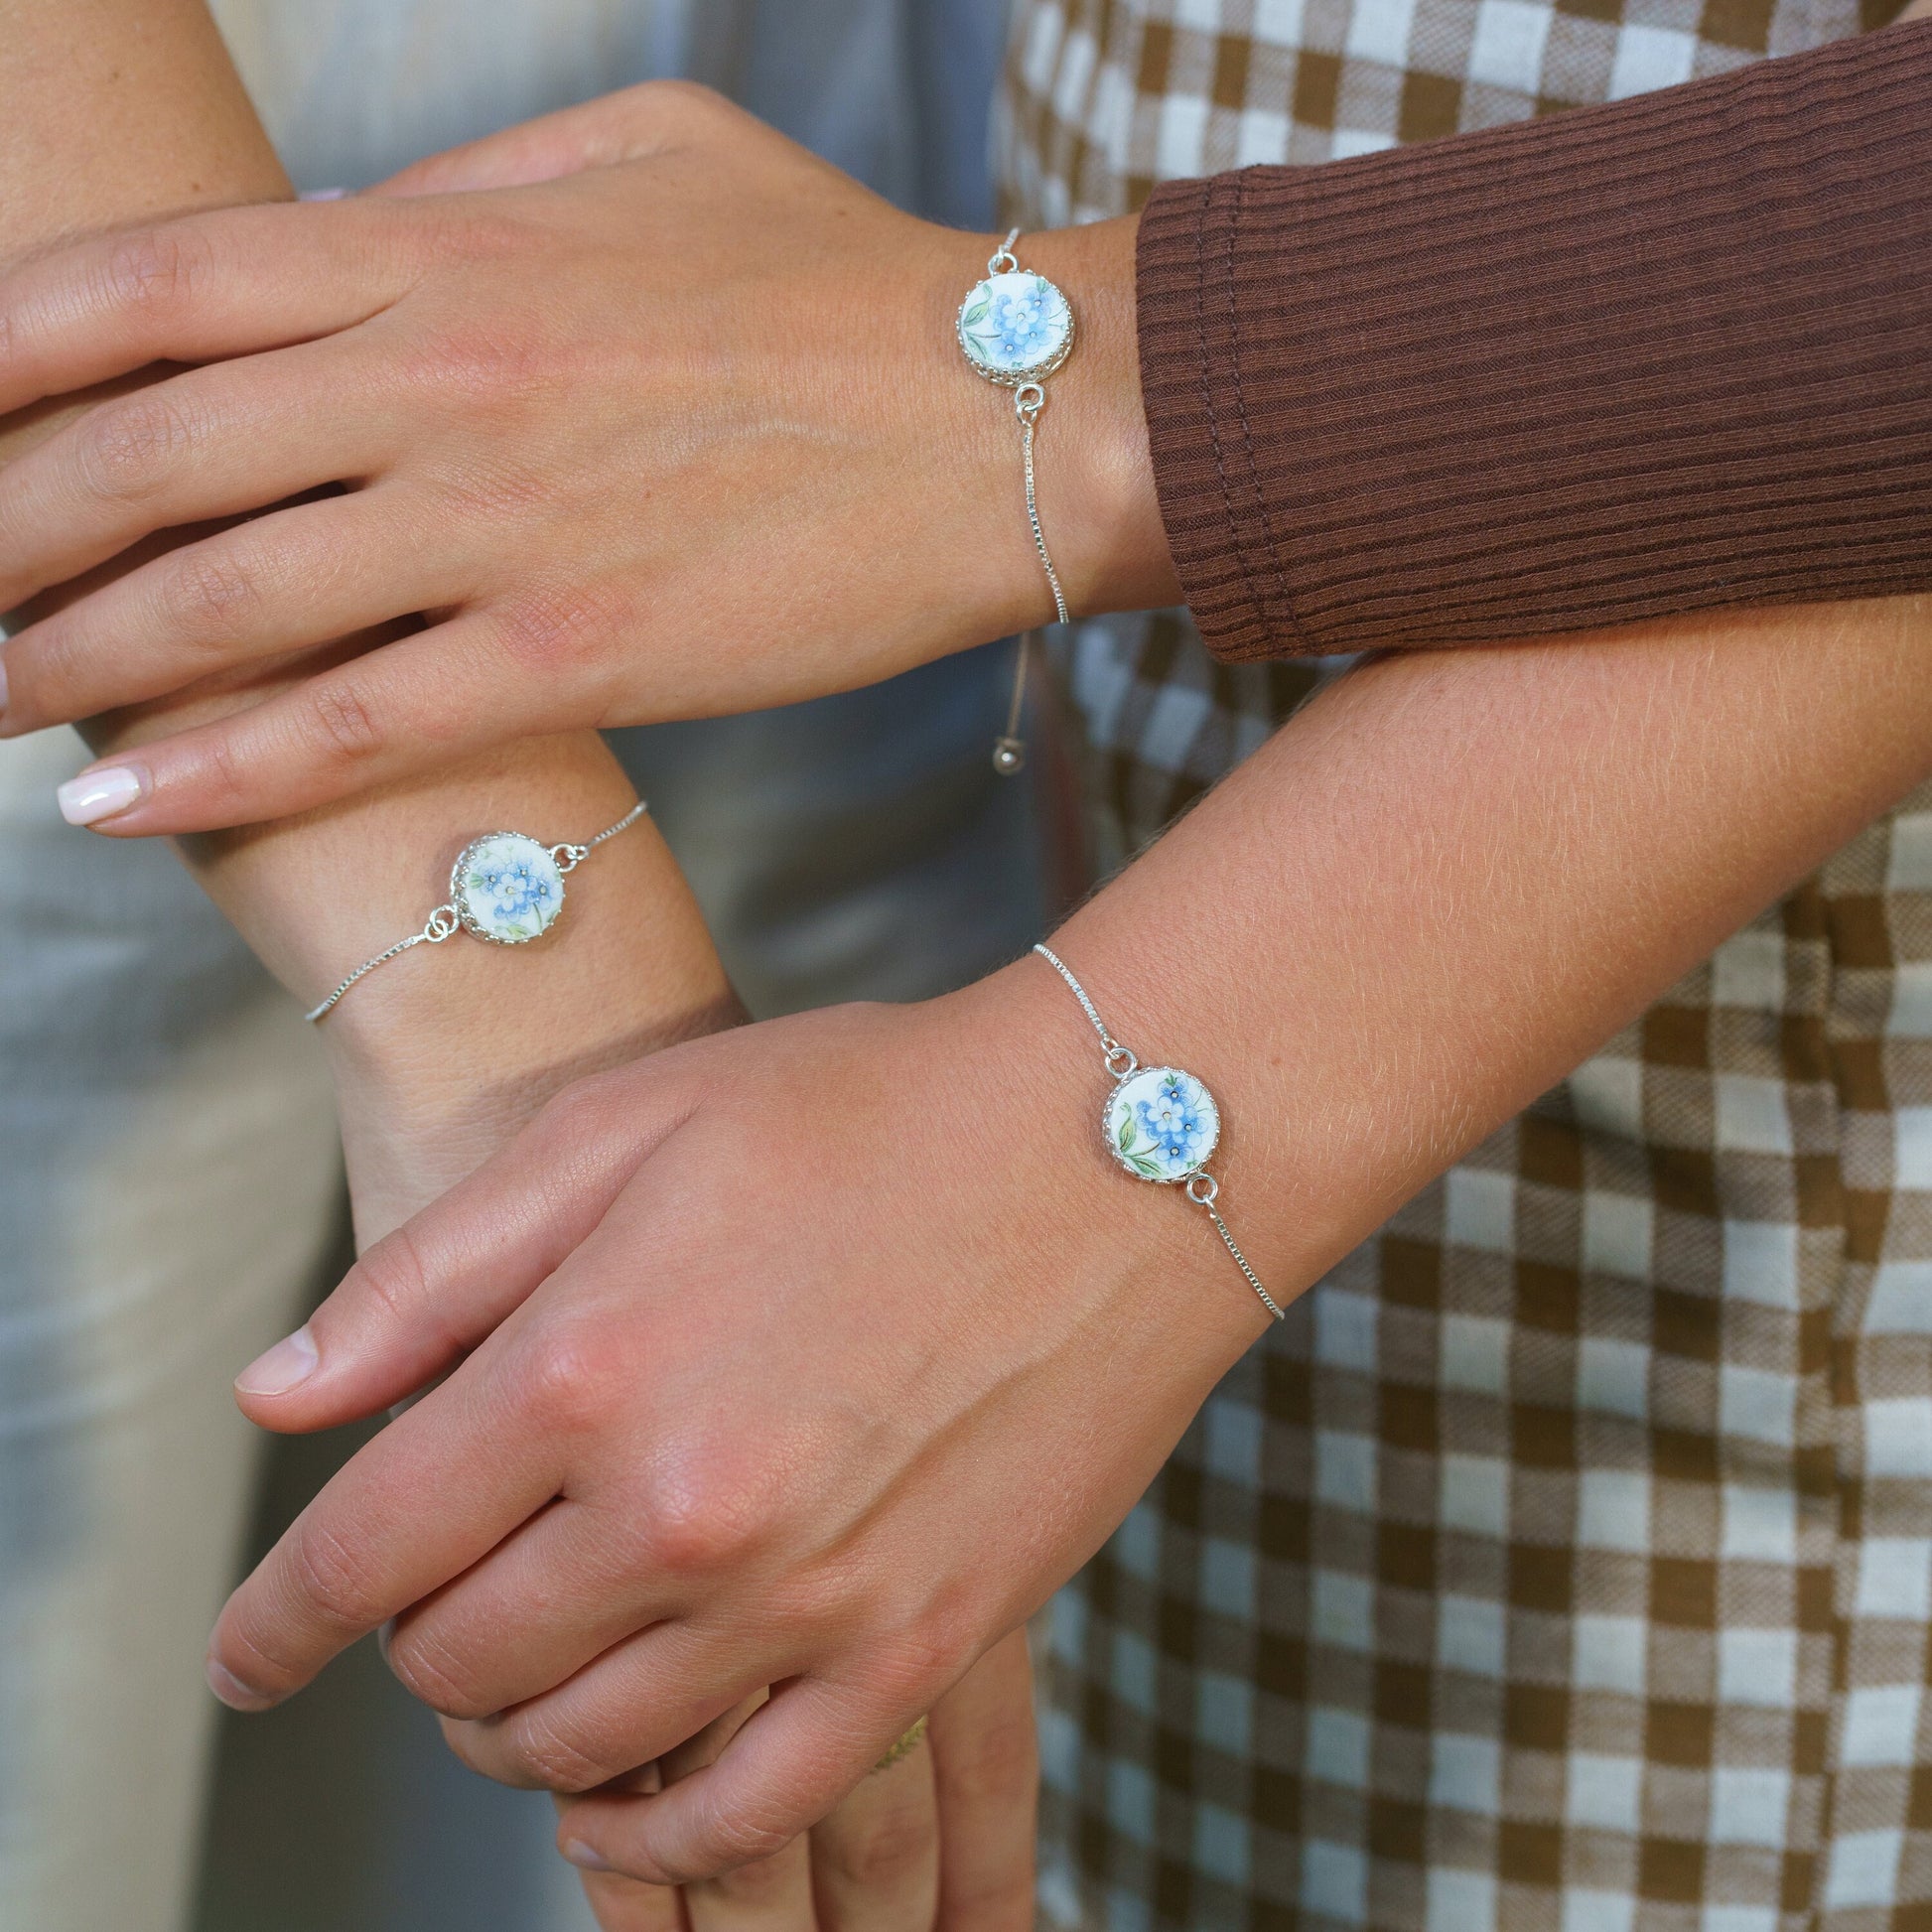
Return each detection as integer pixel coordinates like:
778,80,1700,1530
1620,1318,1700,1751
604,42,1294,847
1186,1173,1220,1207
424,907,461,942
1105,1044,1140,1080
1014,382,1045,421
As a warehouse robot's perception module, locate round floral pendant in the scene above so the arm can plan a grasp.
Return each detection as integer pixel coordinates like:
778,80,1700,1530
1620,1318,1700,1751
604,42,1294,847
1105,1066,1221,1183
957,270,1074,384
452,831,565,945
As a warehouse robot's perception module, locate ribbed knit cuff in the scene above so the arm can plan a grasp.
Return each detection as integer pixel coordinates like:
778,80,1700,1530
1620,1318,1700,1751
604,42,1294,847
1136,20,1932,662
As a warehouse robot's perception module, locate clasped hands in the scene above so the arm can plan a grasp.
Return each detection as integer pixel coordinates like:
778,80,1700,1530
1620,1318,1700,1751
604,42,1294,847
0,77,1243,1920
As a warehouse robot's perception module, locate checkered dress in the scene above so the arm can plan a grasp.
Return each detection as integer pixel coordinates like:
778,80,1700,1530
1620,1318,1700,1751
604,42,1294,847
996,5,1932,1927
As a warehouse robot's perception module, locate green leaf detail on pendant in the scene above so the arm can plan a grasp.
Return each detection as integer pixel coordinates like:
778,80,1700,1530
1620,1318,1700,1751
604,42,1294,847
962,298,990,328
1118,1112,1136,1153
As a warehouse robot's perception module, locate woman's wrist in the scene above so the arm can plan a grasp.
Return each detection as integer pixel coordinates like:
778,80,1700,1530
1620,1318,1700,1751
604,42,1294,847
939,951,1277,1400
923,213,1177,644
1023,214,1179,618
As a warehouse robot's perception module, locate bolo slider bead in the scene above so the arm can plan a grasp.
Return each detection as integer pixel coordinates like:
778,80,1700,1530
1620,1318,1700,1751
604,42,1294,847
992,736,1028,776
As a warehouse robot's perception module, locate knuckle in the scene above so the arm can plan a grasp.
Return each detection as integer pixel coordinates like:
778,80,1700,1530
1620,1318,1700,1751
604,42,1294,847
491,581,624,680
510,1318,627,1435
76,391,194,500
348,1226,433,1335
818,1800,934,1891
98,223,214,322
406,317,546,401
7,618,81,718
677,1795,796,1881
300,675,385,770
639,1439,779,1578
157,542,263,641
287,1516,387,1632
504,1711,613,1795
705,1844,802,1904
384,1619,494,1721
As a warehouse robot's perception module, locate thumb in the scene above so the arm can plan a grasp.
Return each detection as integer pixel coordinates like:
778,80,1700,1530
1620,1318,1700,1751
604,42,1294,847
367,81,712,198
232,1068,691,1432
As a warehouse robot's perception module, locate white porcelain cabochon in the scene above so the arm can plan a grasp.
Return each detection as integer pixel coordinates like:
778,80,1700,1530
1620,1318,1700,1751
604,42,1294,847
454,831,565,944
1105,1065,1221,1182
958,270,1073,379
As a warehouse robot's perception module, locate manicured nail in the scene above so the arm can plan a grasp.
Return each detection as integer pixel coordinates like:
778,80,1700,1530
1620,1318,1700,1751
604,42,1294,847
235,1325,319,1397
0,656,10,717
57,764,146,826
298,186,349,201
207,1657,276,1712
561,1841,615,1873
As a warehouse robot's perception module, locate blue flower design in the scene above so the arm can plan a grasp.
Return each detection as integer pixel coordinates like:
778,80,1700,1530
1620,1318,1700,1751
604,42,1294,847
1137,1073,1206,1171
460,834,564,941
962,274,1069,375
1111,1068,1217,1180
988,286,1055,362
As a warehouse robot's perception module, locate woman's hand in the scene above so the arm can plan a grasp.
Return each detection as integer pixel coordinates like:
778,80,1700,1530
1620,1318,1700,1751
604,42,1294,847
566,1634,1037,1929
207,970,1274,1881
0,83,1169,836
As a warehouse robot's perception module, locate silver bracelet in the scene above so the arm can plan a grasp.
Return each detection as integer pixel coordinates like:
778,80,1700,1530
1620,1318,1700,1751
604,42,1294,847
1034,943,1286,1322
305,801,649,1023
957,227,1075,778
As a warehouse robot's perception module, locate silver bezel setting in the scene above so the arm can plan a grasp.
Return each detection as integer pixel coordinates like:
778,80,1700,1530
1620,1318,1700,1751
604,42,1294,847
449,830,566,947
1103,1064,1221,1185
956,273,1075,388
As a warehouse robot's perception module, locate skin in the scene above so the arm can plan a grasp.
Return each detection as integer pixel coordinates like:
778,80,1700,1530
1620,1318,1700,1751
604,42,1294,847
16,2,1932,1906
0,4,1029,1922
0,82,1168,834
212,593,1932,1882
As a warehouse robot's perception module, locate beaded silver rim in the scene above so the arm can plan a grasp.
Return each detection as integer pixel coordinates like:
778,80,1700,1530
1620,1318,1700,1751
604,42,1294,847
449,831,568,946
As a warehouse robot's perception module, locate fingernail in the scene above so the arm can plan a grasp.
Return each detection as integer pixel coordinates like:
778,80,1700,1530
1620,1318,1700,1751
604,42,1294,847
561,1841,615,1873
0,656,10,717
298,186,350,201
207,1657,276,1712
235,1325,319,1397
57,764,146,826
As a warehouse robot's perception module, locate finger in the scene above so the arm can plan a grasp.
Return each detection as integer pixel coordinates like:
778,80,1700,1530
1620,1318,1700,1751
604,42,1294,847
0,202,414,418
442,1620,771,1794
808,1725,938,1930
579,1864,688,1932
664,1698,819,1932
56,602,618,835
0,336,402,610
557,1768,691,1932
0,488,448,733
370,82,716,198
926,1631,1037,1930
207,1332,571,1710
557,1676,911,1886
686,1831,816,1932
386,1495,679,1720
232,1061,678,1433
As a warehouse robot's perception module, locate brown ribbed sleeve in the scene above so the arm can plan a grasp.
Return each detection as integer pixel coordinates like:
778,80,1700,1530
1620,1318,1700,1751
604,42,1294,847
1137,20,1932,661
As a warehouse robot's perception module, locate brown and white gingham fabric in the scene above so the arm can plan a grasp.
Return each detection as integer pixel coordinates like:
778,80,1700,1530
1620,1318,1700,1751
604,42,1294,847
995,4,1932,1926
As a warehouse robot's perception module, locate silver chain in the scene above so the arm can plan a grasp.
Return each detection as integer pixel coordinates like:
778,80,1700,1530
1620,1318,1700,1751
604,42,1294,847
1033,943,1285,1321
305,800,648,1024
989,228,1066,780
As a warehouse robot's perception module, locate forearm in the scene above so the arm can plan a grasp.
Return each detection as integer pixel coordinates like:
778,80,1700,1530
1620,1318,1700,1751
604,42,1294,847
1025,594,1932,1379
0,0,736,1240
